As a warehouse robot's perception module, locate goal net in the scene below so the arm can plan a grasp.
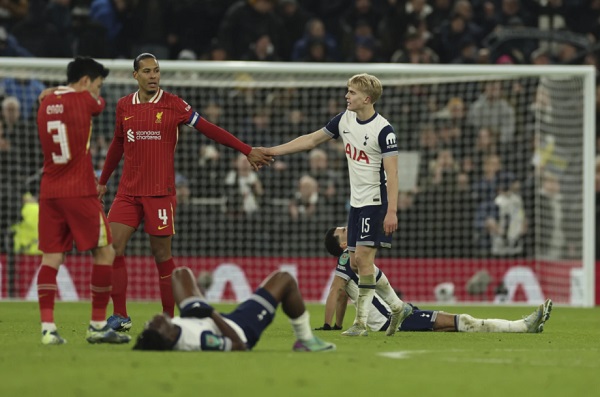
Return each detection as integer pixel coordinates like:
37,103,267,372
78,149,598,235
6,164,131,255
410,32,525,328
0,59,595,306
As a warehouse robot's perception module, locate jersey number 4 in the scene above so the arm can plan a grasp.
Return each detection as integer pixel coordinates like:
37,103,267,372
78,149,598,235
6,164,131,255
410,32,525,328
47,120,71,164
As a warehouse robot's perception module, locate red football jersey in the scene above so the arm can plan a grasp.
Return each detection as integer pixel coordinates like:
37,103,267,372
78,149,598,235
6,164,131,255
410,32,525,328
111,89,195,196
37,86,105,198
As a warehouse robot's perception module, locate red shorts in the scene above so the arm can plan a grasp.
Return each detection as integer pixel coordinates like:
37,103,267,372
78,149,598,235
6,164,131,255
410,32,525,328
39,196,112,253
108,194,177,236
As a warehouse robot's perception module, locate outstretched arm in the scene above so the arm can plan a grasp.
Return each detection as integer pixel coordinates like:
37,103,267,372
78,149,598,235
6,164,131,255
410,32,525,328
194,118,272,170
267,129,331,156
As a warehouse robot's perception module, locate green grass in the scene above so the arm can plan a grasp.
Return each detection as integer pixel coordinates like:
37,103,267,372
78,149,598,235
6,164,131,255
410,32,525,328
1,302,599,397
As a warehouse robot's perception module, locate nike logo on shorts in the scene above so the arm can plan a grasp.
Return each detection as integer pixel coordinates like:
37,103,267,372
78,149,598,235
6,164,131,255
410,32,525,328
360,235,370,239
158,225,169,230
125,116,134,120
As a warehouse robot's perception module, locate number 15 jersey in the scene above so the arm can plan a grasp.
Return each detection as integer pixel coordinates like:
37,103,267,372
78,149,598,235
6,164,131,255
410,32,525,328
37,86,105,199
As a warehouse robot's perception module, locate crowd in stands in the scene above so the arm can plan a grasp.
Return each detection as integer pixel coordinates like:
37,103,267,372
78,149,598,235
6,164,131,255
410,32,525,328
1,0,599,259
0,0,598,65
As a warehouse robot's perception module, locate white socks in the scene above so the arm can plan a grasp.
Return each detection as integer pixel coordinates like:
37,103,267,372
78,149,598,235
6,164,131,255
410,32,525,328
289,311,313,341
357,274,376,325
375,273,404,313
457,314,527,333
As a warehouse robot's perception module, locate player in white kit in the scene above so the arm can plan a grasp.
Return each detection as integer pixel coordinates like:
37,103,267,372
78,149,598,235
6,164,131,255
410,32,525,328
133,267,335,352
266,74,412,336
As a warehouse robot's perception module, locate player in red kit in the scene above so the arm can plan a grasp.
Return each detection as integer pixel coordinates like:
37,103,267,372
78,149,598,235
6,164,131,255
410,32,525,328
36,57,130,345
98,53,273,331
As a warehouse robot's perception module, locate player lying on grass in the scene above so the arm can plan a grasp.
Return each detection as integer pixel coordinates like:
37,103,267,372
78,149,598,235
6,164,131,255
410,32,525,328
319,226,553,333
133,267,335,352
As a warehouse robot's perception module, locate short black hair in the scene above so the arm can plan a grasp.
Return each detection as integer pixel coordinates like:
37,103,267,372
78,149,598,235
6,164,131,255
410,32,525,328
133,53,157,71
324,227,343,257
66,56,109,84
133,329,171,351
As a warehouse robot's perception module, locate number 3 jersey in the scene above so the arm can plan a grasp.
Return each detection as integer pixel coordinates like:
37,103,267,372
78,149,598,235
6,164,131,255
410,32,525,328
37,86,105,199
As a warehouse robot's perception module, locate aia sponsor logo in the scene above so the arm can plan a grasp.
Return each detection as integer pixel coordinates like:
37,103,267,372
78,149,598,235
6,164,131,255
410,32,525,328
345,143,370,163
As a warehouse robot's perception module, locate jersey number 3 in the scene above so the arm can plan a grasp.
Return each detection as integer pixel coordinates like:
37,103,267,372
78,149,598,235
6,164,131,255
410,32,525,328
47,120,71,164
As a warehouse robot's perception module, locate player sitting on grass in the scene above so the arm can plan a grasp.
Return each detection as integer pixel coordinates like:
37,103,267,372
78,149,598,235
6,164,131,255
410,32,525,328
319,226,553,333
133,267,335,352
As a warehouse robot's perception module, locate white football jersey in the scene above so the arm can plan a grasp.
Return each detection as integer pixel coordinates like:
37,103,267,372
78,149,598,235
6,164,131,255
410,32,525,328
324,111,398,207
334,261,390,331
171,316,247,351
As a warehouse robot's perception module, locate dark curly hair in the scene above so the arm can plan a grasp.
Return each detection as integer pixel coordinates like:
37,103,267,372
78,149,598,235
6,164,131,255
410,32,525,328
324,227,343,257
133,329,170,351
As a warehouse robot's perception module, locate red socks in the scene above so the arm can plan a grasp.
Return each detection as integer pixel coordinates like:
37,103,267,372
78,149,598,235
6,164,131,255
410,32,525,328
157,258,175,317
37,265,58,323
110,255,128,317
90,264,112,322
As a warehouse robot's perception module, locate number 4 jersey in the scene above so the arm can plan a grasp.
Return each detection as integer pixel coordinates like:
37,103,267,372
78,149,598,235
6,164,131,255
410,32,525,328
37,86,105,199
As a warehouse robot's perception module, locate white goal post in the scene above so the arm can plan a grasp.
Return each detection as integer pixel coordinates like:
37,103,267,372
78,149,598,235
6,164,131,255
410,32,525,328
0,58,595,306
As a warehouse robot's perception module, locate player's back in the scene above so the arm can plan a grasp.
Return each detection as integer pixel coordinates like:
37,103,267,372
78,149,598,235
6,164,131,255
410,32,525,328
37,87,105,198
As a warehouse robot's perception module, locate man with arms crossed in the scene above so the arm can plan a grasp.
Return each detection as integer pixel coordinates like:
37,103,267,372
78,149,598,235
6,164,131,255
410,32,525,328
36,57,130,345
98,53,273,331
267,73,411,336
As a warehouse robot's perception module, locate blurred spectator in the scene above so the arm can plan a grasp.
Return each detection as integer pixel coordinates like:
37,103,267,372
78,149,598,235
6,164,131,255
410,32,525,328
243,34,280,61
127,0,175,59
89,0,137,58
170,0,235,59
428,148,459,189
537,171,566,259
433,13,480,63
306,148,340,204
298,38,336,62
0,0,29,30
348,35,382,62
10,191,42,255
338,0,383,39
452,0,484,42
2,95,41,179
10,1,70,57
0,76,45,120
390,31,439,64
218,0,285,60
70,6,110,58
464,127,498,181
530,47,553,65
223,153,264,217
467,81,516,146
474,175,527,257
291,17,339,61
0,24,33,56
276,0,311,60
450,38,479,64
288,174,321,221
472,153,515,205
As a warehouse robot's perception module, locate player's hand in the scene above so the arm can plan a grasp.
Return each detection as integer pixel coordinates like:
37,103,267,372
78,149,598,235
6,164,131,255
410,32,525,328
383,211,398,235
97,184,108,202
246,147,274,171
38,87,58,103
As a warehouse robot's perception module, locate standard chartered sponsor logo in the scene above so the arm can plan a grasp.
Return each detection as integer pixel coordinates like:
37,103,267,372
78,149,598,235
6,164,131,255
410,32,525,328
127,130,162,142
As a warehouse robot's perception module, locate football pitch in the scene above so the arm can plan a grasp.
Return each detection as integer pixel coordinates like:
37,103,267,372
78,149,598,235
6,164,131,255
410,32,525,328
1,302,598,397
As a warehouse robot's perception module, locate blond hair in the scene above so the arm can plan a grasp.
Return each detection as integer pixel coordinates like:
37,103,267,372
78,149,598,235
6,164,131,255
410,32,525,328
347,73,382,104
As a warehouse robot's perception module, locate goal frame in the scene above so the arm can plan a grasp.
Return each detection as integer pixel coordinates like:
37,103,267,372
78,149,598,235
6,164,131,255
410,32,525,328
0,58,595,306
